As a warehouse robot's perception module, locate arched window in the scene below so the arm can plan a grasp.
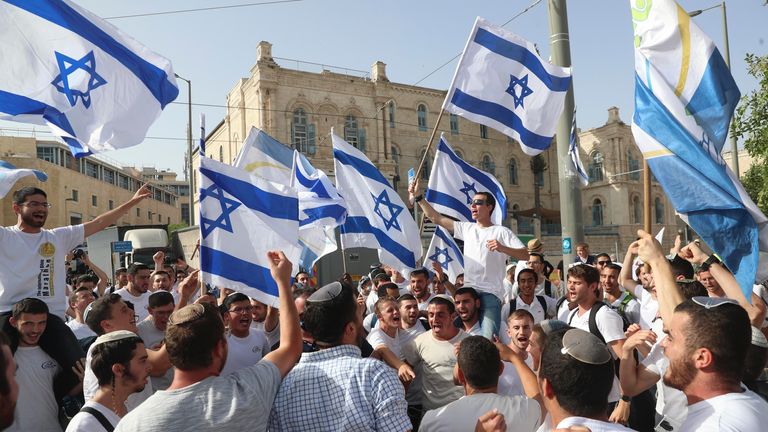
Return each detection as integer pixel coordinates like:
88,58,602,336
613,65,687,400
632,196,642,225
592,198,604,226
508,158,518,185
655,197,664,224
450,114,459,135
481,154,495,176
291,108,316,155
628,149,640,181
419,149,430,180
417,104,427,131
344,115,366,152
388,101,396,129
589,151,604,182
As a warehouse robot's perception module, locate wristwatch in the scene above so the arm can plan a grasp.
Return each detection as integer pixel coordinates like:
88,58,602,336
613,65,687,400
703,255,721,267
413,194,424,203
620,394,632,402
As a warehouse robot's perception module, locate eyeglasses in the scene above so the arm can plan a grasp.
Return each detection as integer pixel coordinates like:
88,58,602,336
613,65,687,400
691,296,739,309
228,306,253,315
20,201,52,209
470,199,487,206
597,261,611,266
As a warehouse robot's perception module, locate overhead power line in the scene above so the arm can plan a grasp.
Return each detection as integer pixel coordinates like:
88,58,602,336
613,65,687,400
103,0,303,20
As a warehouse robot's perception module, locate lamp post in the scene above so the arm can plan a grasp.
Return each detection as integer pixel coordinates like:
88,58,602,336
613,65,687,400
689,2,739,177
175,73,194,225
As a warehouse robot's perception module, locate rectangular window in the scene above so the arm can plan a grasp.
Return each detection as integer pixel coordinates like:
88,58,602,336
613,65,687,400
136,208,140,217
450,114,459,135
480,124,488,139
71,190,79,202
388,103,395,129
118,175,130,190
85,161,99,179
91,195,97,206
103,169,115,184
108,200,114,210
37,147,57,164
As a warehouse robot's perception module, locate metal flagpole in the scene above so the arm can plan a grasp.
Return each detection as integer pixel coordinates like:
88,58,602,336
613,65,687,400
414,110,446,180
643,160,652,233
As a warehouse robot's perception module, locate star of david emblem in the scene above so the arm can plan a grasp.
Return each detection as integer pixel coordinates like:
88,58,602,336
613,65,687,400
372,190,403,232
505,74,534,109
51,51,107,109
459,181,477,205
199,183,241,238
429,247,453,270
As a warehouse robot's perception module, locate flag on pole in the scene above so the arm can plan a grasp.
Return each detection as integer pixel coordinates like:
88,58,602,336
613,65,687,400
333,130,422,275
426,226,464,283
234,127,346,268
0,0,179,157
199,157,300,307
630,0,768,297
425,135,507,225
0,160,47,198
199,113,206,157
443,17,572,156
569,107,589,186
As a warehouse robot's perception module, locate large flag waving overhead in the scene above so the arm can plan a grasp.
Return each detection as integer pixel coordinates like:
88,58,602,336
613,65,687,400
199,157,300,307
425,135,507,225
443,17,571,156
333,131,422,275
234,127,346,268
0,0,179,157
630,0,768,298
0,160,47,198
426,226,464,283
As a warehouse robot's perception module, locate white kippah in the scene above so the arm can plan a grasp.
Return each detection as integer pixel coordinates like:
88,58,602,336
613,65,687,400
751,326,768,348
92,330,138,348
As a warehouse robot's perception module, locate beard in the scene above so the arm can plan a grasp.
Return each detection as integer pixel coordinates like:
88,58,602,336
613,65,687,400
20,212,46,228
663,354,697,391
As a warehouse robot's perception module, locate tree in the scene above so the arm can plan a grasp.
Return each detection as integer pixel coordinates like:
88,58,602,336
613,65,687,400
732,54,768,214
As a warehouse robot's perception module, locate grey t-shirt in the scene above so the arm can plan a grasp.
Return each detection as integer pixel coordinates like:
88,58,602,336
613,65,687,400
115,359,281,431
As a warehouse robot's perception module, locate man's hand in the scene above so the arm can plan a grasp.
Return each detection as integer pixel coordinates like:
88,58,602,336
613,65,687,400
397,363,416,384
153,251,165,266
486,239,505,252
475,409,506,432
267,250,292,284
431,260,443,277
622,329,657,355
72,358,86,383
408,179,420,199
635,230,666,266
177,270,200,299
670,234,682,256
678,242,709,265
624,323,641,339
132,183,153,202
608,399,631,425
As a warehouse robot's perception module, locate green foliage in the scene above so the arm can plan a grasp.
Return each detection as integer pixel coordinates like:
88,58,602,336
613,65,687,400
741,162,768,216
167,222,189,236
732,54,768,160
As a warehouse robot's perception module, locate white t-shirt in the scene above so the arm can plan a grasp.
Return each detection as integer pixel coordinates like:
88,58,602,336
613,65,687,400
400,322,427,406
220,330,271,376
498,355,535,397
680,389,768,432
417,293,436,311
607,291,641,325
642,335,687,429
402,329,468,410
67,319,97,340
567,304,625,402
0,224,84,317
8,346,61,432
65,401,121,432
137,317,173,391
499,295,555,345
367,327,403,358
631,284,659,329
421,393,541,432
115,287,151,322
84,338,154,411
556,416,636,432
453,222,524,300
753,284,768,328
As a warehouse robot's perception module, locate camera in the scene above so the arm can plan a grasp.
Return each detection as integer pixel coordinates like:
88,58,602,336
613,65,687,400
72,248,85,259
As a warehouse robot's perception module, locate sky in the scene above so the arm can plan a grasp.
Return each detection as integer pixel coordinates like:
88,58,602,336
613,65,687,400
2,0,766,178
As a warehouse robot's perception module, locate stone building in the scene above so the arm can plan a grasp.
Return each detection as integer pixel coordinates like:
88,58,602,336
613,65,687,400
0,136,182,229
195,41,681,260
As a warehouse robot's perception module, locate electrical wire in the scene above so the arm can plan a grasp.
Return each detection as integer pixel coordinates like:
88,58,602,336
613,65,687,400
102,0,303,20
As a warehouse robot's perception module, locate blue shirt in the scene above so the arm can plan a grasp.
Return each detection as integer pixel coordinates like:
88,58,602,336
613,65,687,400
269,345,411,431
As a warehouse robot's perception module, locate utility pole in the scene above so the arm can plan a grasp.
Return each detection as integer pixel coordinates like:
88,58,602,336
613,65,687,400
548,0,583,268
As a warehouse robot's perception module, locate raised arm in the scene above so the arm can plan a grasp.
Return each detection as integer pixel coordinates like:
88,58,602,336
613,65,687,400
263,251,302,377
409,180,454,233
82,252,109,296
636,230,684,325
84,184,152,238
619,243,640,293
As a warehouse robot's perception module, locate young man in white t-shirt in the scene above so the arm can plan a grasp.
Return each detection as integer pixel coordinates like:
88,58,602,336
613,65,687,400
410,183,528,339
220,293,271,376
136,291,175,390
66,331,150,432
498,309,535,398
66,286,97,340
115,263,152,322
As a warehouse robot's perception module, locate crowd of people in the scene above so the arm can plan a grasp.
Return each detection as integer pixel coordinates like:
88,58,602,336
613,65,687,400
2,183,768,432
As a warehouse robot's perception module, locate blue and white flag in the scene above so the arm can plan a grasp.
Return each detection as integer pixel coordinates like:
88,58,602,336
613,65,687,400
199,113,206,157
630,0,768,298
0,0,178,157
199,157,300,307
333,131,422,275
443,17,571,156
426,135,506,225
569,107,589,186
0,160,47,198
234,127,346,268
426,226,464,283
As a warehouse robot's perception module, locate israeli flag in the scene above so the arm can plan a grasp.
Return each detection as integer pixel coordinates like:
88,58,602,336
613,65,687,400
426,135,506,225
199,157,300,307
0,0,178,157
234,127,346,268
426,226,464,283
333,131,422,275
443,17,571,156
630,0,768,298
0,160,47,198
569,108,589,186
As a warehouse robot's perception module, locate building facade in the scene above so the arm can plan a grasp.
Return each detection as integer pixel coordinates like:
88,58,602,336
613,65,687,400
0,136,182,229
194,41,681,260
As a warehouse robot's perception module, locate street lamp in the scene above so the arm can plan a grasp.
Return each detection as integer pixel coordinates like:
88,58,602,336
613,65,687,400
175,73,194,226
688,2,739,177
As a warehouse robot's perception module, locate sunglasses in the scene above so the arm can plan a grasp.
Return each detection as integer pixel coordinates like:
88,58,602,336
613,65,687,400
471,199,487,206
597,260,611,266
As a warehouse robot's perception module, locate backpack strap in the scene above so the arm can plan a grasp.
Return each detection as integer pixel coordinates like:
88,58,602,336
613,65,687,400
536,295,548,315
79,406,115,432
619,293,634,315
544,280,552,297
508,298,517,317
588,302,607,344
